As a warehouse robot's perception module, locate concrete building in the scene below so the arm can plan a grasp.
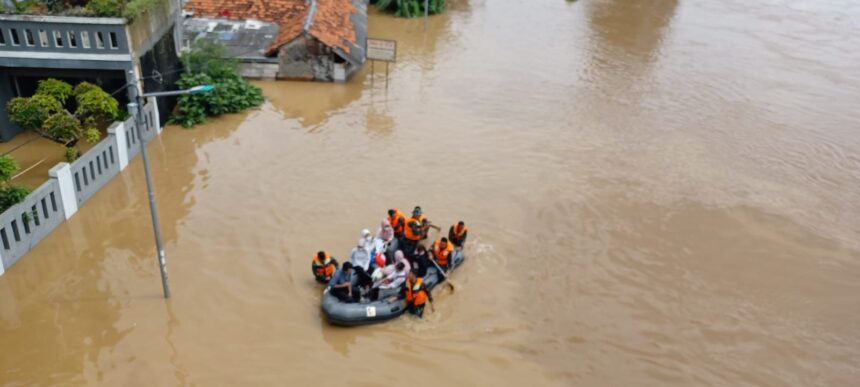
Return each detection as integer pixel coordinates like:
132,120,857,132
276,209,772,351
183,0,367,82
0,0,184,141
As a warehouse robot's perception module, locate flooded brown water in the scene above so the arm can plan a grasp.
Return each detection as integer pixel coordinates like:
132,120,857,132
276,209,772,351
2,0,860,385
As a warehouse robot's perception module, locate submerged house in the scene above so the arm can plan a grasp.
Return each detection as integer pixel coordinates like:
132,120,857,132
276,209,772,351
183,0,367,82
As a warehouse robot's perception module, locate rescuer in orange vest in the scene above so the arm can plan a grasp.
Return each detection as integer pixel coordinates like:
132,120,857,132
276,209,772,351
448,221,468,248
403,206,427,255
311,251,338,283
404,270,434,318
432,237,455,272
387,208,406,241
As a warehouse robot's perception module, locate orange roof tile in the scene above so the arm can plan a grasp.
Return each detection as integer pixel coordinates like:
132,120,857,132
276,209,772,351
185,0,360,57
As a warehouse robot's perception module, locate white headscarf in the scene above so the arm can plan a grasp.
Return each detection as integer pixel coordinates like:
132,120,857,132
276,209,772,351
350,238,371,271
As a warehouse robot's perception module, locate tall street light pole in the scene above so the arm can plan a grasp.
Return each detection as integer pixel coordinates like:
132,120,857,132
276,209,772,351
127,70,213,298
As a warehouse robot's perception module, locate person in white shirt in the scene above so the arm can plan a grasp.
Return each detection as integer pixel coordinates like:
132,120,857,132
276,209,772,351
372,262,406,301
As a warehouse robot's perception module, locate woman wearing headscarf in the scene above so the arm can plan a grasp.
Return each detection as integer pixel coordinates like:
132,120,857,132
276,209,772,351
376,219,398,263
349,238,374,298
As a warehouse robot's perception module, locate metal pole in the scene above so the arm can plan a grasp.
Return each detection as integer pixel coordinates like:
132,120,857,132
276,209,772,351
385,62,390,89
371,60,375,87
424,0,429,32
128,71,171,298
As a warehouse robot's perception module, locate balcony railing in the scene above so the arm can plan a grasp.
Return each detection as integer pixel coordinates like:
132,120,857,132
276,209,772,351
0,15,130,57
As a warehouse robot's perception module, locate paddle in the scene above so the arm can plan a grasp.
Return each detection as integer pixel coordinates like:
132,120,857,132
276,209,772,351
428,252,456,293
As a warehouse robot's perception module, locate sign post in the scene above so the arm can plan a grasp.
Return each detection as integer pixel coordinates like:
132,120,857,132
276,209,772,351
366,38,397,88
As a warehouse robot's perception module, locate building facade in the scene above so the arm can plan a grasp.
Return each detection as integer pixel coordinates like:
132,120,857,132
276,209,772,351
0,0,184,141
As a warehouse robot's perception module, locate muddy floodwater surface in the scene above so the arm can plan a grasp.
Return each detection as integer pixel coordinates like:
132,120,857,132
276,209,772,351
2,0,860,385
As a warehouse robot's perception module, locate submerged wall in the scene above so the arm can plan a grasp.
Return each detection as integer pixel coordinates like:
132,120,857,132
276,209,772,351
277,35,334,82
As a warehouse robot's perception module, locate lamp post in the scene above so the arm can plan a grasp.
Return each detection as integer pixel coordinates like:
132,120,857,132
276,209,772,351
127,72,213,298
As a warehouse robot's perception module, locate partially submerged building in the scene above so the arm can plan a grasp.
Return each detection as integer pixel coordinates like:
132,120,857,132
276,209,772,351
183,0,367,82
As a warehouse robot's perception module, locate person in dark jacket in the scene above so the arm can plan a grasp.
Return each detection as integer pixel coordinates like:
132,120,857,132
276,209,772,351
448,221,468,248
411,244,432,278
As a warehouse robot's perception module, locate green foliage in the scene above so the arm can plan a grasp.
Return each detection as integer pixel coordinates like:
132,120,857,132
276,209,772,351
8,0,36,13
169,42,264,128
122,0,162,21
0,186,32,212
65,146,80,162
73,81,100,96
84,127,101,143
2,0,161,18
181,40,238,78
42,112,82,144
6,94,63,130
36,78,73,104
75,88,119,122
0,155,20,182
6,80,116,151
43,0,65,13
86,0,120,16
0,155,29,212
372,0,445,17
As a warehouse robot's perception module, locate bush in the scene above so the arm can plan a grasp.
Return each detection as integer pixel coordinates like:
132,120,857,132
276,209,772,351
182,40,238,78
36,78,73,104
0,186,32,212
7,94,63,130
75,88,119,122
65,146,80,162
6,80,114,152
86,0,120,16
42,112,82,144
372,0,445,17
169,42,264,128
73,81,100,96
122,0,163,21
0,155,20,182
0,155,30,212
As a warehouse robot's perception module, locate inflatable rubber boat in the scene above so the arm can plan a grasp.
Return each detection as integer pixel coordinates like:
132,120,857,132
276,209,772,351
322,250,465,326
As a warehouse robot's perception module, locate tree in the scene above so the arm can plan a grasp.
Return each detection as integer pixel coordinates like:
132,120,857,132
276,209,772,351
5,78,118,157
6,94,63,130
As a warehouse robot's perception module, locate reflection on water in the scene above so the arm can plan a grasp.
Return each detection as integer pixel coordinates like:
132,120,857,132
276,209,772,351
588,0,678,61
2,0,860,385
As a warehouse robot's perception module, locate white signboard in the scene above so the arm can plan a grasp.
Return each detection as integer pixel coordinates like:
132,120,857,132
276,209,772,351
367,38,397,62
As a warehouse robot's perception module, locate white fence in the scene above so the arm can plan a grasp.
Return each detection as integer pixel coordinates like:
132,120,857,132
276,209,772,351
0,99,160,276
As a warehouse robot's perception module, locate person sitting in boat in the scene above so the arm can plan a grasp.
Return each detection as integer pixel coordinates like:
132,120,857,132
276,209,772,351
432,237,455,273
376,219,397,261
448,221,468,248
405,270,434,318
371,261,407,301
311,251,338,283
349,236,377,300
328,262,358,303
412,244,432,277
349,238,372,272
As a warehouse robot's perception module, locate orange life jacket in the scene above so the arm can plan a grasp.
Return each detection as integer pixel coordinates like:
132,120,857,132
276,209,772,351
389,209,405,234
404,216,424,241
450,224,468,242
405,278,427,306
432,239,454,266
313,253,336,278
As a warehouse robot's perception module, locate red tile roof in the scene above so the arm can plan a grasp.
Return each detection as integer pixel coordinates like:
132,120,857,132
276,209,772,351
185,0,359,56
